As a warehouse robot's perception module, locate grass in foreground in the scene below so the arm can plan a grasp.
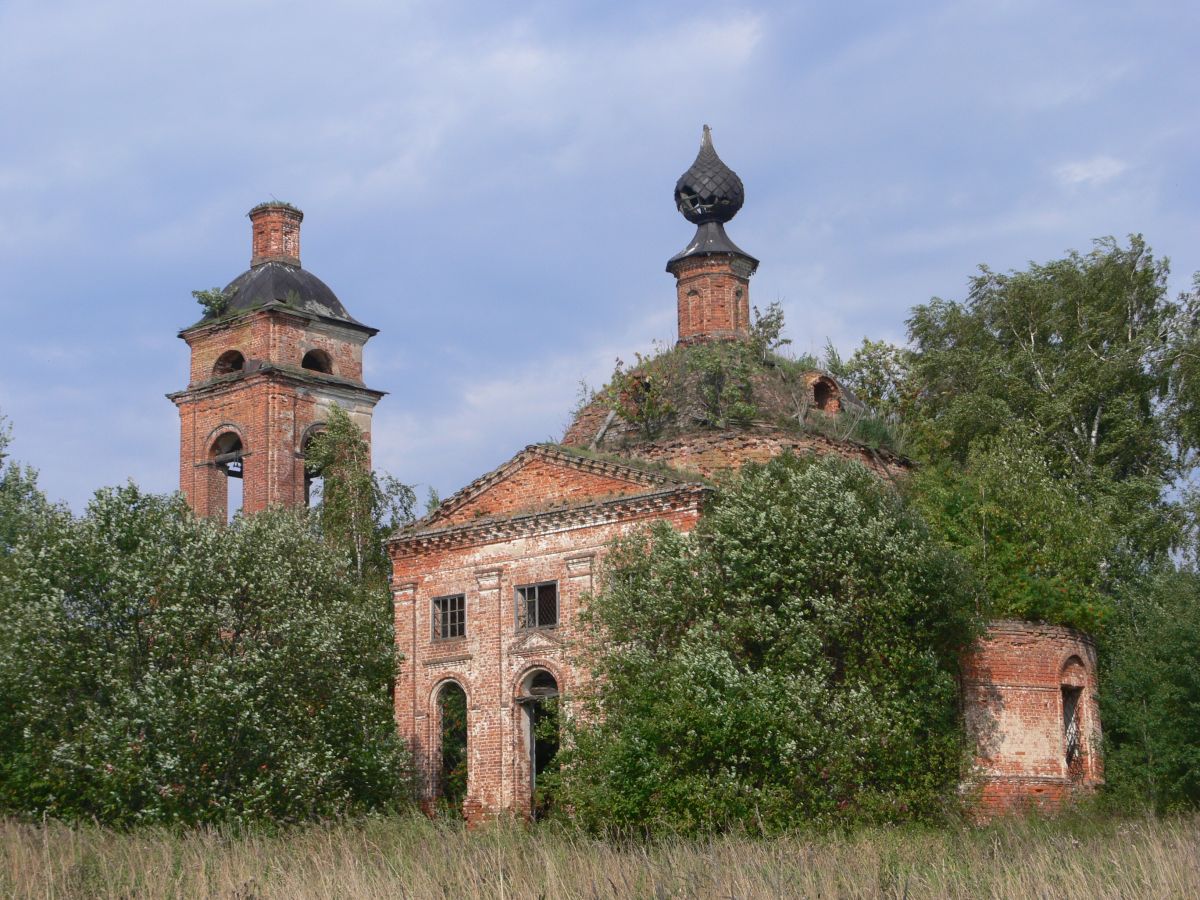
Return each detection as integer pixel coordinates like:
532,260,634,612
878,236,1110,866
2,812,1198,899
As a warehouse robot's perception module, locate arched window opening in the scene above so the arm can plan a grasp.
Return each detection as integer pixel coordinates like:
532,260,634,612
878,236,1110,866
1061,656,1088,780
210,432,244,522
301,349,333,374
213,350,245,376
518,669,560,819
437,682,468,813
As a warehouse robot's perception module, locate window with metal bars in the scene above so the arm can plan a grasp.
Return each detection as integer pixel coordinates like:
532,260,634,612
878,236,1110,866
1063,685,1083,768
516,582,558,630
432,594,466,640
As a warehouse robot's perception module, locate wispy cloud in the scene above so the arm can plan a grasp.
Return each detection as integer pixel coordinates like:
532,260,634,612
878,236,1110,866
1054,156,1128,187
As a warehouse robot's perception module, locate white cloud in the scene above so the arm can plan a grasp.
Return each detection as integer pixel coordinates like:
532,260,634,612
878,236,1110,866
1054,156,1128,187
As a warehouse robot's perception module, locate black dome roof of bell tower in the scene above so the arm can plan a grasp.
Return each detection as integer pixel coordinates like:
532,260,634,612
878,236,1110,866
674,125,745,226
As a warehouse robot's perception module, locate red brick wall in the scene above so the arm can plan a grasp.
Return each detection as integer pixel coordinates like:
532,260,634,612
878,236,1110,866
249,204,302,266
174,308,377,519
185,310,366,386
669,254,752,345
962,620,1103,816
437,458,658,526
390,500,702,822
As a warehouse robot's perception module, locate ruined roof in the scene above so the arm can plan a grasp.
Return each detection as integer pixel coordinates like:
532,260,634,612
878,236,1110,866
203,261,368,330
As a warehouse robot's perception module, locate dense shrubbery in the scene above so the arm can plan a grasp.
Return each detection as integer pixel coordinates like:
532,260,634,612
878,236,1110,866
1100,570,1200,813
0,420,411,825
553,454,979,834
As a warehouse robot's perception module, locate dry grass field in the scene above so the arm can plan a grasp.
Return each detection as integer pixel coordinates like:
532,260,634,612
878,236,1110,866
2,812,1197,899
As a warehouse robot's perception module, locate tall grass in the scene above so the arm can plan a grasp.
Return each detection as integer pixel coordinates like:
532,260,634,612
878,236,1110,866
2,813,1197,899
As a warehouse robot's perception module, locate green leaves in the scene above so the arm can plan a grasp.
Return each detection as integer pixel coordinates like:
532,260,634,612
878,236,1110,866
305,405,415,580
555,454,978,834
1101,571,1200,812
191,287,230,319
0,484,411,825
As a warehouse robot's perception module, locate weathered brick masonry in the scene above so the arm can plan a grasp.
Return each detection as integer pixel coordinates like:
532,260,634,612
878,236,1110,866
388,447,707,822
963,621,1102,813
170,203,382,519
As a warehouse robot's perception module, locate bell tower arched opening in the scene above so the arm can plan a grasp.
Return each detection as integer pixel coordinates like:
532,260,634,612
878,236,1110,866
209,431,244,522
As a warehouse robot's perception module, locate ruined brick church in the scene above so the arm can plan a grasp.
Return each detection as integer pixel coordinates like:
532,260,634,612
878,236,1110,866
171,129,1103,822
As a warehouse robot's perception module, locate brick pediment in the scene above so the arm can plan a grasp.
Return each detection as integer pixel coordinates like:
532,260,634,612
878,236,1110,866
420,444,695,529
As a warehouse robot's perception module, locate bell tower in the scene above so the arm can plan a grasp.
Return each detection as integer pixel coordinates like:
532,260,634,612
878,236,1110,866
668,126,759,345
168,203,385,519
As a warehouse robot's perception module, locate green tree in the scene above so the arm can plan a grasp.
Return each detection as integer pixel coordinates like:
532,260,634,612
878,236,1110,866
909,429,1121,632
0,485,411,825
1101,569,1200,812
553,454,978,834
907,236,1198,496
902,236,1200,622
304,405,415,580
828,338,913,423
0,414,53,557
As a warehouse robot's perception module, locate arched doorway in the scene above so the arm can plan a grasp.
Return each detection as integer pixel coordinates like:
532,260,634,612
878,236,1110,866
436,681,468,812
517,669,560,819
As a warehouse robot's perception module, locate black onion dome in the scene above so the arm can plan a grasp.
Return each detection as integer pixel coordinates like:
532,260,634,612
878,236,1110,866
214,262,368,330
674,125,745,225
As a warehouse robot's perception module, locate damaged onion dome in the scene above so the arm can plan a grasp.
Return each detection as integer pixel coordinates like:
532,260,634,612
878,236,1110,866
674,125,745,225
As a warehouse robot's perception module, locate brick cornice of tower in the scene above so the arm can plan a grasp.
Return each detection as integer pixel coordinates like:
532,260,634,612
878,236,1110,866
167,363,386,405
179,302,378,341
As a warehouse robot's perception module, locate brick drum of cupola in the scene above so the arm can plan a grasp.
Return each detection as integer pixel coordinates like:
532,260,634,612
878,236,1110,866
670,253,755,344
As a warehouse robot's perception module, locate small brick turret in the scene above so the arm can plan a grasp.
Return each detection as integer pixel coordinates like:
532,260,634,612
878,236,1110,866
668,126,759,345
249,202,302,266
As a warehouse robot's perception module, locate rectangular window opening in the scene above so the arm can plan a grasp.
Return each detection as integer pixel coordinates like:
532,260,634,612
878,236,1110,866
432,594,466,640
516,581,558,630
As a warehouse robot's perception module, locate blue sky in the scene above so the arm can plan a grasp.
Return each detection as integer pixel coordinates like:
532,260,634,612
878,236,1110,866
1,0,1197,510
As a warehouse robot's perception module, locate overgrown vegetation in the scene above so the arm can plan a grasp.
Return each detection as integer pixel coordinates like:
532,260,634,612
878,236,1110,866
1101,569,1200,813
304,405,415,581
0,412,414,826
552,454,978,834
598,304,904,452
191,286,231,318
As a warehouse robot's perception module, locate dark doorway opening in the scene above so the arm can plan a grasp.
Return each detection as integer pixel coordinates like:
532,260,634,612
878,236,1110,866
522,670,560,819
438,682,468,813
